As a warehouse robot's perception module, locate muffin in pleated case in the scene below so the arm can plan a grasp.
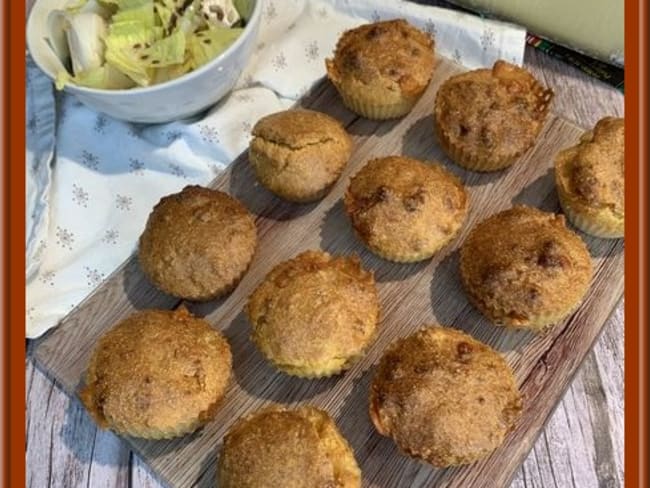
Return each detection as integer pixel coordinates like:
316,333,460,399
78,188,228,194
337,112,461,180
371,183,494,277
434,60,553,171
218,405,361,488
138,185,257,301
369,326,522,467
249,109,353,202
79,307,232,439
326,19,435,119
344,156,468,262
246,250,380,378
555,116,624,238
459,206,592,331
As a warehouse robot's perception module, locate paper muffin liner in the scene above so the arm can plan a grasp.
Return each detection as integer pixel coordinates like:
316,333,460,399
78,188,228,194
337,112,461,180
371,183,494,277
556,189,624,239
460,278,578,333
271,356,359,379
348,213,463,263
434,118,521,172
338,89,417,120
253,306,380,379
361,230,452,263
80,373,228,440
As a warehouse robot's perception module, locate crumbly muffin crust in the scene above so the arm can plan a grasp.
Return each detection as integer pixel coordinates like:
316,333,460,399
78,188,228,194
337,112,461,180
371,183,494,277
246,250,380,378
249,109,352,202
434,60,553,171
555,117,624,238
138,185,257,300
460,206,592,331
344,156,468,262
326,19,435,119
79,307,232,439
218,406,361,488
369,326,522,467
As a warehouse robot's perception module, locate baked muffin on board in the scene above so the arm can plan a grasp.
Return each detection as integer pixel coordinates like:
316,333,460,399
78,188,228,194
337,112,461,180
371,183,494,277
460,206,592,331
344,156,468,262
79,307,232,439
138,185,257,301
246,250,380,378
218,405,361,488
326,19,435,119
434,60,553,171
555,116,624,238
249,109,352,202
369,326,522,467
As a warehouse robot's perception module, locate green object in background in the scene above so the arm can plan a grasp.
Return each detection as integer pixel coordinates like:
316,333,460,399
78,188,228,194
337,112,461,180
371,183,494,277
444,0,623,67
526,34,624,93
423,0,625,92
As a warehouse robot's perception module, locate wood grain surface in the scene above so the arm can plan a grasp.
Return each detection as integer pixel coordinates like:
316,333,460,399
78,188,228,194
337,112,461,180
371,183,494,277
29,54,624,488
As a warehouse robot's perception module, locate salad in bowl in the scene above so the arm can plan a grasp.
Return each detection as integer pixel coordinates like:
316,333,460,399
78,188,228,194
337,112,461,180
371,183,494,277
28,0,260,122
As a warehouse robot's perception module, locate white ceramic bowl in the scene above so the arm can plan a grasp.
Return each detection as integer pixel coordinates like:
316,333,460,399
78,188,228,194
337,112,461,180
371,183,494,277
27,0,261,123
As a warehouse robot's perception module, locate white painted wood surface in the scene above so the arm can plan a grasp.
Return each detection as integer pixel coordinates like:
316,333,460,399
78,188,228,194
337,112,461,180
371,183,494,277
25,0,624,483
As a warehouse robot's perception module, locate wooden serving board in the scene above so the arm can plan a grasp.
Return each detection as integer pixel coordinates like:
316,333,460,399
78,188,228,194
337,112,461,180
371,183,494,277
32,57,624,488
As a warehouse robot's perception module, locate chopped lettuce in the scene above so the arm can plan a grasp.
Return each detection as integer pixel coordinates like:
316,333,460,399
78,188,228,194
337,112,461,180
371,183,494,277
56,64,136,89
111,1,156,27
140,30,186,67
187,27,242,69
104,21,159,86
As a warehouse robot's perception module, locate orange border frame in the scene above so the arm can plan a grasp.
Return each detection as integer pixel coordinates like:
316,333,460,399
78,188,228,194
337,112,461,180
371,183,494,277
624,1,649,487
2,1,649,487
4,2,27,488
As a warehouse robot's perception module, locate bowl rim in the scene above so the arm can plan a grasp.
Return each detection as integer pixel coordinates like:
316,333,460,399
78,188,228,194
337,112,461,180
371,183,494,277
27,0,262,96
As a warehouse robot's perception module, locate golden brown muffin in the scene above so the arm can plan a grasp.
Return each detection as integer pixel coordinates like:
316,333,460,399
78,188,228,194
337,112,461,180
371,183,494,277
79,307,232,439
434,60,553,171
369,326,522,467
344,156,468,262
249,109,353,202
370,327,522,468
218,405,361,488
460,206,592,331
326,19,435,119
555,117,624,238
246,250,379,378
138,185,257,301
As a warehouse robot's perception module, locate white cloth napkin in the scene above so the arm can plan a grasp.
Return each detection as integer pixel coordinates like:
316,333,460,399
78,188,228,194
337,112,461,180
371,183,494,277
26,0,526,338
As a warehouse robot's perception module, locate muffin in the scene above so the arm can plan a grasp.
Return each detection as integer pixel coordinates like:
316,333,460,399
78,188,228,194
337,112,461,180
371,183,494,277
369,326,522,467
434,60,553,171
554,116,624,238
218,405,361,488
138,185,257,301
246,250,380,378
460,206,592,331
249,109,353,202
326,19,435,119
79,307,232,439
344,156,468,262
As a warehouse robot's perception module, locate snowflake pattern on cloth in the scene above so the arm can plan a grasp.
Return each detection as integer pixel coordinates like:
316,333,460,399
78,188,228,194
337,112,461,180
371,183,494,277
25,0,526,338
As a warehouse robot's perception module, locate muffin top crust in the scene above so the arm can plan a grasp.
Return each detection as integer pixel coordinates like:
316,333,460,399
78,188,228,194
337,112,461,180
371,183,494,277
218,406,361,488
555,116,624,216
79,307,232,439
246,250,379,377
249,109,352,201
434,60,553,165
138,185,257,300
344,156,468,262
326,19,435,96
460,206,592,330
369,326,522,466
